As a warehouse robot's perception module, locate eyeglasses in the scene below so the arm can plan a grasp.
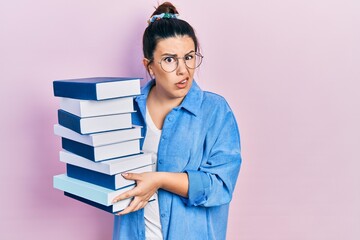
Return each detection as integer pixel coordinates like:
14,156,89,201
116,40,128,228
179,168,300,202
157,52,203,73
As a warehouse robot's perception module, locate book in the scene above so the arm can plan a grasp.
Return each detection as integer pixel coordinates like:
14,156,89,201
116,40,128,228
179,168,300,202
66,164,154,190
58,109,132,134
53,77,142,100
64,192,156,214
53,174,134,206
59,96,135,118
64,192,132,213
59,150,154,175
62,138,141,162
54,124,142,147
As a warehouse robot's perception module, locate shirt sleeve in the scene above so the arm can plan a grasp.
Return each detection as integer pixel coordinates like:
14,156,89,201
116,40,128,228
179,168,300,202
181,108,242,207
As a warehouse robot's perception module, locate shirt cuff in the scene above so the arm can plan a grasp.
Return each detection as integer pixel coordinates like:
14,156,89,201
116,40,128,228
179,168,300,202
182,170,210,206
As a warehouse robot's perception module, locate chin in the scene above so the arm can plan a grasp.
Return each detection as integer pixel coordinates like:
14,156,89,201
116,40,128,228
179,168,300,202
175,85,191,97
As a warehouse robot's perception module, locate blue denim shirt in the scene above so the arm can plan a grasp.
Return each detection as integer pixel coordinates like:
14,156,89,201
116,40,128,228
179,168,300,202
113,80,241,240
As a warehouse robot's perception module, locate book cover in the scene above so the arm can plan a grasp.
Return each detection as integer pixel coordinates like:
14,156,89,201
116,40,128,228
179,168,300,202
62,138,141,161
66,164,153,190
54,124,142,147
53,77,142,100
64,192,156,214
53,174,134,206
59,96,135,118
59,150,154,175
58,109,133,134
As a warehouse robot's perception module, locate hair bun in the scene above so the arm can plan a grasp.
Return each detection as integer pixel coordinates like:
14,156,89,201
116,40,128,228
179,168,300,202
151,2,179,16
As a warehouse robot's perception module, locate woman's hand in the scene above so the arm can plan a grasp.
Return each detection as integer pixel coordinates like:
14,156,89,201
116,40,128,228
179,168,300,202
113,171,189,215
112,172,161,215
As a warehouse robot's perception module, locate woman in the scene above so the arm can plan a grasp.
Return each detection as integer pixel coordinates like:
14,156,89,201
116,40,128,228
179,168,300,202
112,2,241,240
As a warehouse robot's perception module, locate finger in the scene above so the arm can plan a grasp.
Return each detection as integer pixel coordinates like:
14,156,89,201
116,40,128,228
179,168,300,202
112,188,138,203
134,201,148,212
117,197,142,215
121,172,142,181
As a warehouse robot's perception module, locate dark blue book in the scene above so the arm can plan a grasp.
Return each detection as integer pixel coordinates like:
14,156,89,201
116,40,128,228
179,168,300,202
64,192,126,214
64,192,125,213
62,137,141,162
64,192,155,214
66,164,153,190
57,109,133,134
53,77,142,100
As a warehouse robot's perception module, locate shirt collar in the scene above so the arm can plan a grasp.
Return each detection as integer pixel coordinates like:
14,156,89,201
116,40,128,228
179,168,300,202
135,79,203,117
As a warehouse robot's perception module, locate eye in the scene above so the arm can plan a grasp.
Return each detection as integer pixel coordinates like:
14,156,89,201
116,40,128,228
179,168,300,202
185,54,194,61
163,57,176,63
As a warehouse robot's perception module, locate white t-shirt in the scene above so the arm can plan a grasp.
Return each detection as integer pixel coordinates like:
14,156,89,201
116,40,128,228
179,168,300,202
143,107,163,240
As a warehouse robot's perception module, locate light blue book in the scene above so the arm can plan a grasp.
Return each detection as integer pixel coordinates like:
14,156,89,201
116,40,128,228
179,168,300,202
53,174,134,206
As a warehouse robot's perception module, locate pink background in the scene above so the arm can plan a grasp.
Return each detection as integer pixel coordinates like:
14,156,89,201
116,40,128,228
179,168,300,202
1,0,359,239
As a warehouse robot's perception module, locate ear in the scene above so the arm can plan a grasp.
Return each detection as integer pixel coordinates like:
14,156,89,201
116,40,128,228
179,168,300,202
143,58,154,76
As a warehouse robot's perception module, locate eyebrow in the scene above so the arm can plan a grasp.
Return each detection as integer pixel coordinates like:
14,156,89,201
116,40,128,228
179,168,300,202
160,50,195,57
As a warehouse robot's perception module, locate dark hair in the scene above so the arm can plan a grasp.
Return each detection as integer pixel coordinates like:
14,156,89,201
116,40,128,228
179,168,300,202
143,2,199,69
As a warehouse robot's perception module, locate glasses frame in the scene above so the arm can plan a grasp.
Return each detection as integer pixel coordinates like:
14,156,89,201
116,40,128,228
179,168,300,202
157,52,204,73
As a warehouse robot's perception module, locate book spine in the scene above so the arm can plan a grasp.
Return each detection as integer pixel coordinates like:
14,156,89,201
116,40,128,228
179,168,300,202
53,81,97,100
54,124,93,146
62,138,96,161
64,192,119,213
64,192,154,214
66,164,131,190
58,109,82,134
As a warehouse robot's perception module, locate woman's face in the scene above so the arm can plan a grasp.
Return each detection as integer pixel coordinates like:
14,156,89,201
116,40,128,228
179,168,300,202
146,35,196,100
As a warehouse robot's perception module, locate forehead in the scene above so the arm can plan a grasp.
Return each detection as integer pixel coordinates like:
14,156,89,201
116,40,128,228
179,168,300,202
154,36,195,55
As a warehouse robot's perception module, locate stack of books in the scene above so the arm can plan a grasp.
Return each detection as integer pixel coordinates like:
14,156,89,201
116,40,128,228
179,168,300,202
52,77,154,214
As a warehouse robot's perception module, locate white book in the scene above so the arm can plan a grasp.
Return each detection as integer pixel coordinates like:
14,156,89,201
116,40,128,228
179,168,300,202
111,164,153,188
59,150,154,175
59,96,135,118
58,109,133,134
66,164,154,189
62,138,141,161
54,124,142,147
53,174,134,206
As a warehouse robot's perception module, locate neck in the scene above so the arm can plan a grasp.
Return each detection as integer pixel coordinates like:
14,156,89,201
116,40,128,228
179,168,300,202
146,85,185,130
149,85,185,110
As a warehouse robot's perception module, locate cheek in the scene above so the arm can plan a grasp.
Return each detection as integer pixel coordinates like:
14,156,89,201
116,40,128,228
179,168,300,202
187,69,195,78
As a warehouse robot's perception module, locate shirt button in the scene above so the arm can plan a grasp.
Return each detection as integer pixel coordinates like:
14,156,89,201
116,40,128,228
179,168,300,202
162,135,167,140
168,116,173,122
161,213,166,218
158,160,163,164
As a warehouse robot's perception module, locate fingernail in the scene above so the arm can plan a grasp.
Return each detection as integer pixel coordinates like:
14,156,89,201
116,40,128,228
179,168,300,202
121,173,128,177
112,199,117,204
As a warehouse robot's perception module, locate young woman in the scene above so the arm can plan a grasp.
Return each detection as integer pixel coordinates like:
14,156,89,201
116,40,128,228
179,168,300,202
112,2,241,240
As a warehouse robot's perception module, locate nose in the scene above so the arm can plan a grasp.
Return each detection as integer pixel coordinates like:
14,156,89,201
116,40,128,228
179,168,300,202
176,58,187,75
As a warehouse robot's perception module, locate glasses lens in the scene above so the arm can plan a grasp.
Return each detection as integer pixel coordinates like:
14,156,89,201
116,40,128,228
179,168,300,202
185,52,203,69
160,56,178,72
160,53,203,72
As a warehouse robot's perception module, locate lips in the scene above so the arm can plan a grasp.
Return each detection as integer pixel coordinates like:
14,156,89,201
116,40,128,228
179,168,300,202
176,78,188,84
175,78,189,89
